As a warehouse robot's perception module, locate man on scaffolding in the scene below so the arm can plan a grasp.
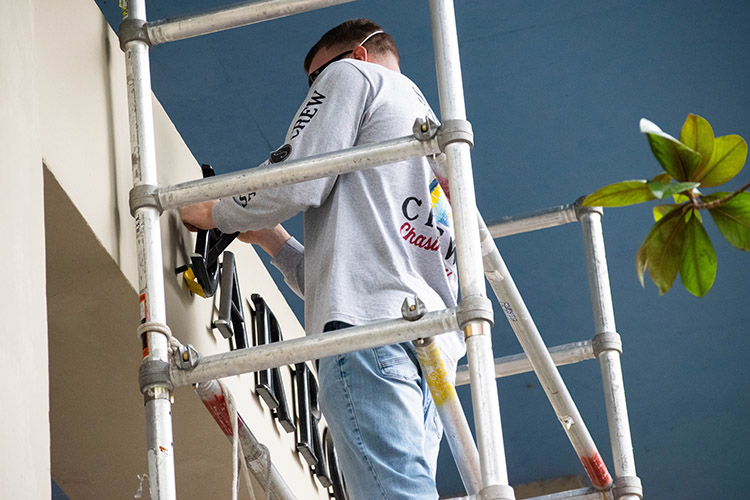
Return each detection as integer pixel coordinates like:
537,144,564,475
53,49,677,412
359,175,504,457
181,18,464,499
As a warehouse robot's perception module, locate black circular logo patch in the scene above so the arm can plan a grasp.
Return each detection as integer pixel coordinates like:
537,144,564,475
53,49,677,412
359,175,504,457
270,144,292,163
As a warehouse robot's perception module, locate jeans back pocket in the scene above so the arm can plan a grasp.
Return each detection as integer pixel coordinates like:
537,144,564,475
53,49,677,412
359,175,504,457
374,343,420,382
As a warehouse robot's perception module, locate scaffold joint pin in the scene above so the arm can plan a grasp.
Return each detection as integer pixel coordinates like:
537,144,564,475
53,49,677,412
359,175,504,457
401,295,427,321
413,117,439,141
175,344,201,370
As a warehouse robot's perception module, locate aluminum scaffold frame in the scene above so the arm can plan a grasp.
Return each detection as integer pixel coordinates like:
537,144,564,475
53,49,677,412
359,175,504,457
120,1,642,499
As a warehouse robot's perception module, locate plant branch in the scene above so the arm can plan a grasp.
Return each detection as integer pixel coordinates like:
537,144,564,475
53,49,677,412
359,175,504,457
695,179,750,210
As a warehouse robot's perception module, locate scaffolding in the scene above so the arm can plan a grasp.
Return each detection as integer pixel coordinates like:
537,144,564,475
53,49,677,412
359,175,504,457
119,1,643,499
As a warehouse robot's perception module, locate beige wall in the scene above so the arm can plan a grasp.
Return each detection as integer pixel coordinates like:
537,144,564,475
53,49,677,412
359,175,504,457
0,0,327,498
0,1,51,499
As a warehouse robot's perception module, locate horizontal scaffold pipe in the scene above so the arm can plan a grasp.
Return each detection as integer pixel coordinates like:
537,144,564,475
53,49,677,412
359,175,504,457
171,308,459,387
147,0,354,46
159,135,440,210
486,202,579,238
454,340,595,386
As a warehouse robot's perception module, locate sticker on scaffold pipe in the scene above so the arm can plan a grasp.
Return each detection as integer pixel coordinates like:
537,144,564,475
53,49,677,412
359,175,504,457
500,302,518,322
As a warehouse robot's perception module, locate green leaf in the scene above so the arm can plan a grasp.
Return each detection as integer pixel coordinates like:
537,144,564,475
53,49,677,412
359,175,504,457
652,173,672,184
646,206,688,294
641,118,702,181
646,180,700,199
705,192,750,250
680,114,714,174
636,205,682,288
653,204,676,222
583,180,655,207
673,193,691,204
680,213,717,297
697,134,748,187
636,237,650,287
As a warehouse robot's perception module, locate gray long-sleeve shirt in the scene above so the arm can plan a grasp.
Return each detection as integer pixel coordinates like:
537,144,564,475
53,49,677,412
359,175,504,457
213,59,465,368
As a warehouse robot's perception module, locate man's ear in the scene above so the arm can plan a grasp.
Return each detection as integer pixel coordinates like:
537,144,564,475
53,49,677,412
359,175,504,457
352,45,368,62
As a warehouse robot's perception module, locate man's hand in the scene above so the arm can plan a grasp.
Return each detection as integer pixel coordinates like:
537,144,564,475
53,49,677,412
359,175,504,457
237,225,291,257
179,200,217,232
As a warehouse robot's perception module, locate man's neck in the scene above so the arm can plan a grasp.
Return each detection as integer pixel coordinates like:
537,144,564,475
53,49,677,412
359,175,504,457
368,53,401,73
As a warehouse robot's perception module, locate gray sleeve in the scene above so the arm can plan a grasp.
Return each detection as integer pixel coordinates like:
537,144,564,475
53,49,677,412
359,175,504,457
270,237,305,299
212,62,372,233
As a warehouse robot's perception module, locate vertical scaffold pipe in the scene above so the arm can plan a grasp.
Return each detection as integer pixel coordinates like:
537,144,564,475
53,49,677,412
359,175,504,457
195,380,298,500
121,1,176,499
414,338,482,495
428,1,513,498
579,207,642,500
478,216,613,491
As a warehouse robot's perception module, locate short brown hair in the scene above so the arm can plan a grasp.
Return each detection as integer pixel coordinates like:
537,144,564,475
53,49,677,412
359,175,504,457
304,18,400,73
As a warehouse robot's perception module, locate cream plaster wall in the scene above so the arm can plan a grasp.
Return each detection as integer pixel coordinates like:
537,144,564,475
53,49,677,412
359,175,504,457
0,1,51,499
0,0,327,498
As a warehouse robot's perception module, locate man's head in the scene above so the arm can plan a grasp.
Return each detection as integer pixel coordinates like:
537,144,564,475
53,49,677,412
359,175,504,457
304,19,401,86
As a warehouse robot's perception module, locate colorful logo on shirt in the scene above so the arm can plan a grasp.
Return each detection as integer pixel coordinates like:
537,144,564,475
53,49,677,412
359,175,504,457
429,178,452,227
399,178,456,277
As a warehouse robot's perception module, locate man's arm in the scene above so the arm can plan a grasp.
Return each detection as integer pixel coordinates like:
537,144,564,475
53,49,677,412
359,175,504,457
211,61,371,233
180,200,216,231
239,225,305,298
237,224,291,257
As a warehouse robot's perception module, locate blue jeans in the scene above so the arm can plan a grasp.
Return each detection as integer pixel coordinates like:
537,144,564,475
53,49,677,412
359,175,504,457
318,322,443,500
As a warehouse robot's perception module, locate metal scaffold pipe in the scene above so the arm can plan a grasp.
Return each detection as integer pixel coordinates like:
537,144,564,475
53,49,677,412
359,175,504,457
429,0,513,498
171,308,460,388
158,135,439,210
579,208,642,500
122,1,176,499
147,0,354,45
478,214,613,491
486,203,579,239
454,340,595,385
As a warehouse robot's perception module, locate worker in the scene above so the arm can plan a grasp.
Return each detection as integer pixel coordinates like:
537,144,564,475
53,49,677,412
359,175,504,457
180,18,464,499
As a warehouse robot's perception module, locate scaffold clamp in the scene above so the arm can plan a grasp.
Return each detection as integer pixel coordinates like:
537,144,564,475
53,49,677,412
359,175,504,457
614,475,643,499
138,360,173,394
456,295,494,329
478,484,515,500
118,18,151,51
575,196,604,219
438,119,474,151
592,331,623,356
129,184,162,216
